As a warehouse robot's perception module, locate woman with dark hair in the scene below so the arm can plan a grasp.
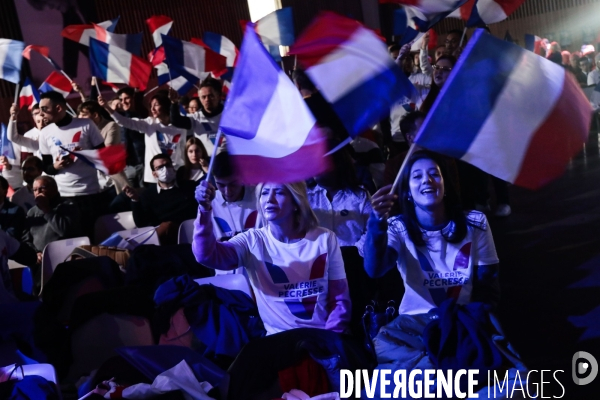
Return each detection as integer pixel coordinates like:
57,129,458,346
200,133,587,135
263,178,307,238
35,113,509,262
176,137,208,186
99,93,186,185
363,150,500,315
419,54,457,115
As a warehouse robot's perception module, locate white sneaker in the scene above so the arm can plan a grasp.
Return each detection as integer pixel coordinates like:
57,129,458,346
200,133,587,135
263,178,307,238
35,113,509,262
495,204,512,217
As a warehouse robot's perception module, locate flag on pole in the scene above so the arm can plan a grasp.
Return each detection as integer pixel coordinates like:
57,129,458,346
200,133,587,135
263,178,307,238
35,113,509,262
290,12,415,138
39,71,72,97
22,45,65,73
201,32,239,67
89,38,152,90
146,15,173,47
61,18,120,46
93,24,143,55
63,144,127,175
0,39,25,84
413,29,592,190
19,78,41,110
161,35,226,82
219,24,329,184
0,124,16,160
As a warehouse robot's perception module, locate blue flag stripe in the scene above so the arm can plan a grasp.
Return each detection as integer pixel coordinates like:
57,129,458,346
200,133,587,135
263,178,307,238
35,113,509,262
275,8,295,46
89,39,110,81
415,29,523,158
203,32,222,54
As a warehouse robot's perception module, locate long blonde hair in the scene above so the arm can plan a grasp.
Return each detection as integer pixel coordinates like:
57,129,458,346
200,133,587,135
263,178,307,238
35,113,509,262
255,181,319,233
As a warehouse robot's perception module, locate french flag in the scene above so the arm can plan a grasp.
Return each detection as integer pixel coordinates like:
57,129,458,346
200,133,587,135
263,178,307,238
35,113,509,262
39,71,72,97
200,32,239,67
255,7,295,46
525,34,545,54
93,24,143,55
155,63,196,95
465,0,525,26
414,29,592,190
19,78,41,110
61,18,120,46
22,45,64,71
386,0,468,45
161,35,226,83
89,38,152,91
146,15,173,47
220,24,329,184
0,39,24,84
0,123,16,160
63,144,127,175
290,12,415,138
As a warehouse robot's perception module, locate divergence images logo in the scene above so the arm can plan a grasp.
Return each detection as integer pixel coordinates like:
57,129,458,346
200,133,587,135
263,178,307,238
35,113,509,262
572,351,598,386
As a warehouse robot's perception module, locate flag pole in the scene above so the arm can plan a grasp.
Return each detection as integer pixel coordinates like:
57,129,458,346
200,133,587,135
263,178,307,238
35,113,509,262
390,143,418,195
459,27,468,48
204,129,223,184
143,86,160,97
93,76,101,95
66,103,77,117
324,136,352,156
13,83,19,105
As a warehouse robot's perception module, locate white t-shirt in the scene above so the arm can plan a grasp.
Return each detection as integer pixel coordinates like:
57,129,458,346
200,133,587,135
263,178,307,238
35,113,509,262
227,225,346,335
2,125,41,189
365,211,498,315
110,113,186,183
307,185,372,247
211,186,257,240
0,229,20,304
39,118,105,196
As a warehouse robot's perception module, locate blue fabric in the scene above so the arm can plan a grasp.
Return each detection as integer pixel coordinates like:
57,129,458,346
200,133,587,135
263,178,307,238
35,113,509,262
423,299,504,372
0,39,24,84
0,123,15,159
203,32,223,54
153,274,266,360
124,32,143,56
274,7,295,46
6,375,59,400
414,29,524,159
219,25,279,140
88,38,110,81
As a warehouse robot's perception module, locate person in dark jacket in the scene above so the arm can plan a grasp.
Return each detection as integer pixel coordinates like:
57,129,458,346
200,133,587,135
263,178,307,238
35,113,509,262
0,176,26,239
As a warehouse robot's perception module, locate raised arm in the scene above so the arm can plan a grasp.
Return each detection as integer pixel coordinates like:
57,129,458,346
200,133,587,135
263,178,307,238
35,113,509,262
192,181,240,270
420,33,433,76
8,104,39,151
168,89,193,130
98,95,150,134
363,185,399,278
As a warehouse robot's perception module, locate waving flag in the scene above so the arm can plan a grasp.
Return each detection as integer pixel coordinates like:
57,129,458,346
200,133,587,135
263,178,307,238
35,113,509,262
61,18,120,46
414,29,592,190
466,0,525,26
525,34,545,54
146,15,173,47
39,71,72,97
255,7,295,46
63,144,127,175
155,63,197,95
388,0,468,45
0,124,16,160
0,39,25,84
220,24,329,184
161,35,226,83
93,24,143,55
89,38,152,90
290,12,415,138
200,33,239,67
19,78,41,110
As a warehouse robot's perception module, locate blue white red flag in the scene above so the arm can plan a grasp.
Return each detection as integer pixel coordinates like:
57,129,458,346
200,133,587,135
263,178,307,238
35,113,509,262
146,15,173,48
19,78,41,110
89,38,152,90
22,45,62,71
255,7,295,46
155,63,197,95
290,12,415,138
386,0,468,45
202,32,239,67
63,144,127,175
93,24,143,55
414,29,592,190
449,0,525,26
161,35,226,83
0,39,24,84
61,18,120,46
219,24,329,184
39,71,72,97
524,34,546,55
0,124,15,160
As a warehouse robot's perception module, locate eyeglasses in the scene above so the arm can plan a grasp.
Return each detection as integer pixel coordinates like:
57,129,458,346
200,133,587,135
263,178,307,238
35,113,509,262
432,65,453,72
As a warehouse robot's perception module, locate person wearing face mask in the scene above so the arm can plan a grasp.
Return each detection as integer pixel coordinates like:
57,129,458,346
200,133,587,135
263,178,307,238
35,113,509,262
125,154,198,241
99,93,187,186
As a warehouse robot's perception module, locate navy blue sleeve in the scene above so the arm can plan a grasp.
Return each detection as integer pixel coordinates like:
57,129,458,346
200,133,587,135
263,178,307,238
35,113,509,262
363,213,399,278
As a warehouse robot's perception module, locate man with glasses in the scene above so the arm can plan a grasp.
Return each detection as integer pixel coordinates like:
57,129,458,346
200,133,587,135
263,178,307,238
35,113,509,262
445,29,464,58
116,87,146,188
125,154,197,244
23,176,82,291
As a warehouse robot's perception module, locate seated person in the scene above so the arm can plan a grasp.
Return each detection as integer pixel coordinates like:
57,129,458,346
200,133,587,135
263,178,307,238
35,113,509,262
125,154,198,244
0,228,37,303
11,156,43,212
210,151,257,241
0,176,26,239
307,142,371,247
176,137,209,187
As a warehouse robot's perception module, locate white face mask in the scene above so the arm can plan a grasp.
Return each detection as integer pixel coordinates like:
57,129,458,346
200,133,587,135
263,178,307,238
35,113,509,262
156,165,176,183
